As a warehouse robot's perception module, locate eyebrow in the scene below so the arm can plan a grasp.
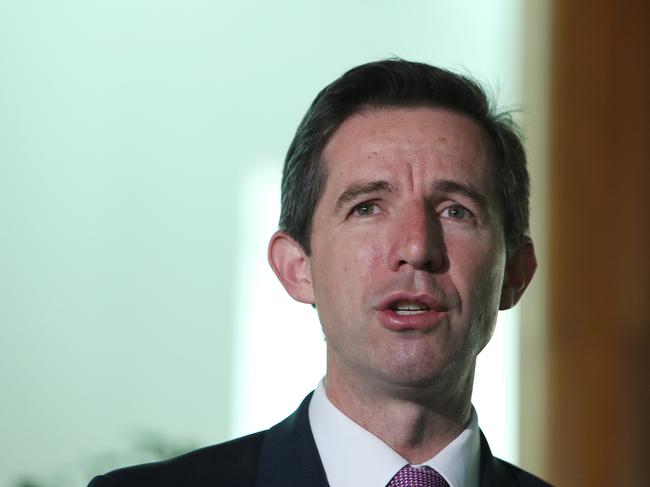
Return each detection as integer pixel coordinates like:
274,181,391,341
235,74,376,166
432,179,490,213
333,178,491,214
334,180,394,212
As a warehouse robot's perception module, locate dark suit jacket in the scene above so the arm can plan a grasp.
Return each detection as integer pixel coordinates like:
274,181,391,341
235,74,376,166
88,394,552,486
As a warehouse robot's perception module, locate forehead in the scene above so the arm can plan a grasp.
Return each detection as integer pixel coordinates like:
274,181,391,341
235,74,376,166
320,107,495,196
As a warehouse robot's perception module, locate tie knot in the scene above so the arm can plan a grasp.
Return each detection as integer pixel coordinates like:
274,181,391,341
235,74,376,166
387,464,450,487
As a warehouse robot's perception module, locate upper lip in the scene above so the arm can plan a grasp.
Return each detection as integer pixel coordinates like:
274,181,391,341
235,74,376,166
376,292,447,312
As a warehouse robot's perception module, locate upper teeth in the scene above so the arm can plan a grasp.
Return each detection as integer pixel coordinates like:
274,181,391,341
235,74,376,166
392,301,429,315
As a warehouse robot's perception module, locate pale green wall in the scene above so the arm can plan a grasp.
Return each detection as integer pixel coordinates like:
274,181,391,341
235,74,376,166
0,1,526,485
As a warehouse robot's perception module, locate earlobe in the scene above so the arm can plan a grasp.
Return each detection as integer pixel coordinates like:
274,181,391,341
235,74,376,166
268,231,315,304
499,238,537,310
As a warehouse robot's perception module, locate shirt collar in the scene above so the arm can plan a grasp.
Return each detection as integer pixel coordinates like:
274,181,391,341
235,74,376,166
308,379,481,487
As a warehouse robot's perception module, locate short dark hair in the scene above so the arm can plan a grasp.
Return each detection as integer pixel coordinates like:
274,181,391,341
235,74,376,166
279,59,530,254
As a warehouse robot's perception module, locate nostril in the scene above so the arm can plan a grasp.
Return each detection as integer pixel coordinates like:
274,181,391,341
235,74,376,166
395,243,447,273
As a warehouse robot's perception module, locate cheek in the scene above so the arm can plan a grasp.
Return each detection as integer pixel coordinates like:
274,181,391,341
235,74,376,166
470,251,506,341
315,237,384,298
449,237,506,305
316,237,387,317
474,267,504,317
355,240,386,281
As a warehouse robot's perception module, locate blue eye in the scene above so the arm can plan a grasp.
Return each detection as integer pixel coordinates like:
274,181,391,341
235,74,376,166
352,202,379,216
441,204,473,220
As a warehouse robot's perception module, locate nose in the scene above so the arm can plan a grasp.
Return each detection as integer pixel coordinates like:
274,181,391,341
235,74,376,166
389,202,447,273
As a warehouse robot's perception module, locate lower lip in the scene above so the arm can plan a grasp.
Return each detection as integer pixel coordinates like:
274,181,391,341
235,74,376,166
377,309,445,332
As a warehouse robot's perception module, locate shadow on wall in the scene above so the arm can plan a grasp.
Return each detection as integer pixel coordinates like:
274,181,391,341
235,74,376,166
11,432,197,487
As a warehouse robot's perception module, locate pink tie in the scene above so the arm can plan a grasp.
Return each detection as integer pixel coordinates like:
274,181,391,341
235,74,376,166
387,465,450,487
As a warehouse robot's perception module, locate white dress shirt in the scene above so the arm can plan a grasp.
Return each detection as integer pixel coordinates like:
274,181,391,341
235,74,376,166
308,380,480,487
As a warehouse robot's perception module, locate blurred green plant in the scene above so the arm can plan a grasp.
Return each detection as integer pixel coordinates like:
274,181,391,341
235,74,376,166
12,431,198,487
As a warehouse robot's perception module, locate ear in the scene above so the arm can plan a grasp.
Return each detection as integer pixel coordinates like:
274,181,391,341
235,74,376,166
499,238,537,310
268,231,315,304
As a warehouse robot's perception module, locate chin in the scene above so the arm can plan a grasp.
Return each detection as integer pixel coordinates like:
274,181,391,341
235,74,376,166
379,363,447,390
380,349,474,392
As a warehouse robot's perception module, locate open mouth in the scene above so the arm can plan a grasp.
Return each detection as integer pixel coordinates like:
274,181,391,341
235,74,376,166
378,295,445,331
390,300,431,316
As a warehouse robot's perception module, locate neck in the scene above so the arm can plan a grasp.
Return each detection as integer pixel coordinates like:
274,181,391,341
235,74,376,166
324,365,474,464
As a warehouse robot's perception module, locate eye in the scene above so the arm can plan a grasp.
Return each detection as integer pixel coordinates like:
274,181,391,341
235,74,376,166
351,201,380,217
440,204,473,220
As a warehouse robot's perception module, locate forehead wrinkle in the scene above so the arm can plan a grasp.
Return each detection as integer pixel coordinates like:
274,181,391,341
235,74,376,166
321,107,499,219
403,159,415,191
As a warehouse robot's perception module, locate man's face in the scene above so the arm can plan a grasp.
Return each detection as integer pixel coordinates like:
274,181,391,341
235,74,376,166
306,107,509,392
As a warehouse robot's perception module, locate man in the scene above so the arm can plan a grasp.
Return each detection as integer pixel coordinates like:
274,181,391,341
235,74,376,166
89,59,550,486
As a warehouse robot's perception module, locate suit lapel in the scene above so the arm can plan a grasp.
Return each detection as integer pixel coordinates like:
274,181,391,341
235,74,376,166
478,431,517,487
256,393,329,487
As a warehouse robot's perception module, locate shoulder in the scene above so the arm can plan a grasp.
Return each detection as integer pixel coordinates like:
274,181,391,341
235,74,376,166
491,456,554,487
87,431,265,487
87,393,319,487
479,431,553,487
